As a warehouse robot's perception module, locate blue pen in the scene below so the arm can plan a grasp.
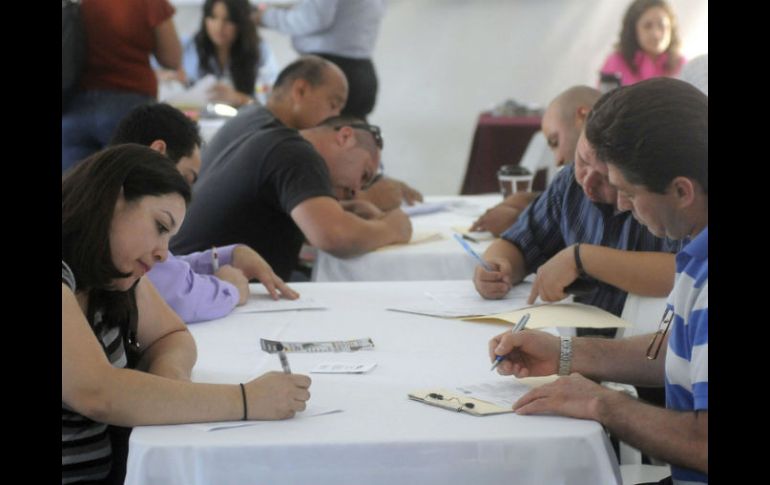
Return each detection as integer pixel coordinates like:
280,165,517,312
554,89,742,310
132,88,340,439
490,313,530,371
453,233,493,271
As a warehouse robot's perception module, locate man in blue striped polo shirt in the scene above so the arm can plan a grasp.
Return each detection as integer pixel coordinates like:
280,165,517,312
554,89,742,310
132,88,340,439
488,77,707,484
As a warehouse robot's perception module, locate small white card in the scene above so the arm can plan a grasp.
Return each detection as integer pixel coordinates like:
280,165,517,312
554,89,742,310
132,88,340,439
310,362,377,374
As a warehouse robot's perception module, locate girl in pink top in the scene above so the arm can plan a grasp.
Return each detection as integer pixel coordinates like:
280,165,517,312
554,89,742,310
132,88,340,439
600,0,685,87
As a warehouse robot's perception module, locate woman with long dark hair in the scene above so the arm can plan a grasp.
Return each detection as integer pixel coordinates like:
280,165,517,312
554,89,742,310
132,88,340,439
62,144,311,484
182,0,276,107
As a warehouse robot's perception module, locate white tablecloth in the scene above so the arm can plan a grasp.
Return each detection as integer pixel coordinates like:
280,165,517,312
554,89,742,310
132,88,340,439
312,194,502,282
125,280,621,485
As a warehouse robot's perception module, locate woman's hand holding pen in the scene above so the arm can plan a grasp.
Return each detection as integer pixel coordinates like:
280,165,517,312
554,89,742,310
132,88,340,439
488,329,560,377
244,372,312,420
473,257,513,299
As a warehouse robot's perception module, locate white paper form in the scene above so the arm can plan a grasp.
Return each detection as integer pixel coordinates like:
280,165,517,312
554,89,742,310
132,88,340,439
231,295,326,315
186,405,344,432
454,379,537,409
387,282,533,318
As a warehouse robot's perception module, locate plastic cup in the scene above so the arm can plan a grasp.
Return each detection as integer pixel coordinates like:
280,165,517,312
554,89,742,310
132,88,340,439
497,165,533,197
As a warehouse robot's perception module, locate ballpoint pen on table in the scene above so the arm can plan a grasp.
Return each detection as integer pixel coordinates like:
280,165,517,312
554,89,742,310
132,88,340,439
211,246,220,272
276,343,292,374
490,313,530,371
452,233,493,271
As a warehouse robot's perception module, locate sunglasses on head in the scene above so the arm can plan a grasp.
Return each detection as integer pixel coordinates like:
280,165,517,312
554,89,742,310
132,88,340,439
334,123,383,150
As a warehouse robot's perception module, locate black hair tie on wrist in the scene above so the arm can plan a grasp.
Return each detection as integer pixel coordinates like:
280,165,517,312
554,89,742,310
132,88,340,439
239,383,248,421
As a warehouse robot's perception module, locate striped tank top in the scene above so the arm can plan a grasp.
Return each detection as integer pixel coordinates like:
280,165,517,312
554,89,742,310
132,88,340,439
62,261,129,484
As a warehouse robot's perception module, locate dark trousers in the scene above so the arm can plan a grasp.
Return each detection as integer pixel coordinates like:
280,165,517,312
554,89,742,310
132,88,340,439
313,53,378,119
61,90,154,172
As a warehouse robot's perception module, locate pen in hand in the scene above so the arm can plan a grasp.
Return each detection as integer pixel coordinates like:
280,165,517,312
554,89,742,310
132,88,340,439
276,343,292,374
453,233,493,271
490,313,530,371
211,246,220,272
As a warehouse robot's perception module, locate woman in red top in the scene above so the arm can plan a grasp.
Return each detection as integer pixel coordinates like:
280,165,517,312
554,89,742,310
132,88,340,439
62,0,183,173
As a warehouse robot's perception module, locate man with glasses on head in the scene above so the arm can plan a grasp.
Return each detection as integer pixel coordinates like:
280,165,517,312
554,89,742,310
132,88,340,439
171,114,412,281
487,78,707,484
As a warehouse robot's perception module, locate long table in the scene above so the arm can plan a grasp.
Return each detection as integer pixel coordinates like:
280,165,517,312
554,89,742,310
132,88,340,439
312,194,502,282
125,280,621,485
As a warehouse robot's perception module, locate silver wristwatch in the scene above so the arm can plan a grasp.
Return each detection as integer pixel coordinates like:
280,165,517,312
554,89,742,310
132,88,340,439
558,336,573,376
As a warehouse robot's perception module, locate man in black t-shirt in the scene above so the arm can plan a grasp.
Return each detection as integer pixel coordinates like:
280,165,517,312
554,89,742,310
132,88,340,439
171,114,412,280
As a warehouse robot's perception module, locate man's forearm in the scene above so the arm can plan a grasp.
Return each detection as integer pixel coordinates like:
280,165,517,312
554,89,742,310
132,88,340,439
598,391,708,473
502,191,541,210
572,334,666,386
322,215,409,257
580,245,675,297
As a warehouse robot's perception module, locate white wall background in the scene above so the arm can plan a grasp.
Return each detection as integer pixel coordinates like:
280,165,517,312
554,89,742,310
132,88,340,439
172,0,708,195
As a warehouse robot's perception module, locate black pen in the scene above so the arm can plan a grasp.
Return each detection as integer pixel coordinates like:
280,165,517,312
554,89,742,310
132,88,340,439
462,233,479,243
